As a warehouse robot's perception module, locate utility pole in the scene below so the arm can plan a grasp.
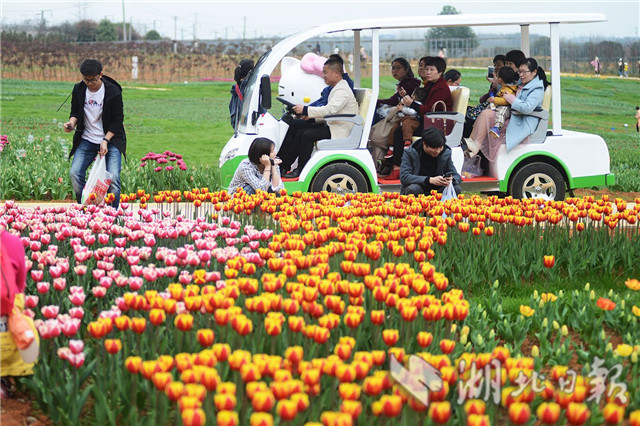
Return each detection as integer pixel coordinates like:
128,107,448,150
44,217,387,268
243,16,246,40
193,13,198,41
129,16,132,41
121,0,126,42
173,16,178,53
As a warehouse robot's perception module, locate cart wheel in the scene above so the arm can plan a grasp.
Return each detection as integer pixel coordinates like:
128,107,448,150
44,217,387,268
509,162,566,201
311,164,368,194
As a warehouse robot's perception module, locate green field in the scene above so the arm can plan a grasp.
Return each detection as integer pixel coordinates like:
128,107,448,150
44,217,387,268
1,70,639,193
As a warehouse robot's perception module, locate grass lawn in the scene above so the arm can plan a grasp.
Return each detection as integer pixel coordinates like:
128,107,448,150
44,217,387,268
2,70,639,190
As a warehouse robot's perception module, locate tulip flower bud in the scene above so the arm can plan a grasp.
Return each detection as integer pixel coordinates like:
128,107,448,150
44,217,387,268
531,346,539,357
589,290,595,300
561,325,568,336
584,283,590,291
600,330,606,341
542,318,548,328
539,300,545,309
558,290,564,298
608,289,613,297
606,342,613,353
481,311,487,320
493,281,499,289
461,326,469,336
489,329,495,339
476,334,484,346
631,351,638,364
552,321,560,330
574,290,580,297
460,334,467,345
533,290,539,299
450,324,457,334
621,300,625,309
560,345,567,354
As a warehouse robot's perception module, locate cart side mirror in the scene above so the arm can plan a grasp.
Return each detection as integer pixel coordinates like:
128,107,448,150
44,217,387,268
260,75,271,109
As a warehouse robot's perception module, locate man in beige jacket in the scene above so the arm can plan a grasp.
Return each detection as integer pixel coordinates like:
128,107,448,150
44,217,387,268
283,58,359,178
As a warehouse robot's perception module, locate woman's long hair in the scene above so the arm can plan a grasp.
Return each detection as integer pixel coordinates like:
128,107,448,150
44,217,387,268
247,137,274,165
391,57,415,78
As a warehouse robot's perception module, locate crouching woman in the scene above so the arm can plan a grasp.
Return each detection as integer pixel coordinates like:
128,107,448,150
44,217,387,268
400,127,461,196
227,138,284,195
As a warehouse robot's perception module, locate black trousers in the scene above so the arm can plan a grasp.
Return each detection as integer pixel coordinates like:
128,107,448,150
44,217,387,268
295,125,331,171
277,118,319,172
391,124,423,167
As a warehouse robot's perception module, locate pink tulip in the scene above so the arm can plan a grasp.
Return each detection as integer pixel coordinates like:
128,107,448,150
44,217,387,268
144,235,156,247
53,278,66,291
179,273,192,285
40,305,60,319
31,270,44,282
206,271,221,282
142,268,157,282
58,347,72,361
49,265,63,278
128,277,143,291
249,241,260,250
60,318,81,337
40,234,51,245
127,255,140,266
25,295,39,309
114,237,127,248
115,276,128,287
36,281,50,294
68,307,84,319
99,276,113,289
68,352,86,368
23,309,35,319
30,241,42,251
37,319,61,339
74,251,91,263
92,269,106,280
69,286,84,294
83,235,96,246
166,267,178,278
165,254,178,266
74,265,87,276
58,260,69,274
92,286,107,298
98,234,109,244
116,297,129,312
130,265,143,276
69,292,86,306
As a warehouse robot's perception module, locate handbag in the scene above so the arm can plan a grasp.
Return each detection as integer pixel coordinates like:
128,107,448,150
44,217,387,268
424,100,454,136
81,156,112,206
369,108,400,163
461,155,483,178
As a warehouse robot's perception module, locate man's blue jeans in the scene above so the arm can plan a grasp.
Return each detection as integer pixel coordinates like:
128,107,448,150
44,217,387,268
70,139,122,210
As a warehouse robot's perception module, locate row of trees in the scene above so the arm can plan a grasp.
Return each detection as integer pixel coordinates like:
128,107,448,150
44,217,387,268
1,19,162,43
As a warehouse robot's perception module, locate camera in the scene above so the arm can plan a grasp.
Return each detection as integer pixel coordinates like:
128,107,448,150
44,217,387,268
270,158,275,166
488,66,495,78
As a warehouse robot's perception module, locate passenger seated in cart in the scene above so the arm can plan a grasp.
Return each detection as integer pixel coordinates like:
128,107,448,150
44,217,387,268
281,58,359,179
277,54,354,175
374,57,421,121
380,56,453,181
463,58,550,162
400,127,461,196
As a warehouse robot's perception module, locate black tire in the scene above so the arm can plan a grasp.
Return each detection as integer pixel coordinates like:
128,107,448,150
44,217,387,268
310,163,369,194
509,162,566,201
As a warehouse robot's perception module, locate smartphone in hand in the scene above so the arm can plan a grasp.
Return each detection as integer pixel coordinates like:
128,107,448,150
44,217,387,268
488,66,494,78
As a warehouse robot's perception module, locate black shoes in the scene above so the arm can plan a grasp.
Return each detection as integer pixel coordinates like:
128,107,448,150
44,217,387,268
284,169,301,179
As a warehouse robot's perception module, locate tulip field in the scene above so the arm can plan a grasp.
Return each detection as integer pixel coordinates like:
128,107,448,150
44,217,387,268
2,187,640,426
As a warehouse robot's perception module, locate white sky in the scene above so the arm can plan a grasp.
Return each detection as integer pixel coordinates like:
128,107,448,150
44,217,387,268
2,0,639,40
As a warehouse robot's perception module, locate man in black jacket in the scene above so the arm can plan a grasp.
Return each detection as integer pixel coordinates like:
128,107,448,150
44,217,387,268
400,127,461,196
64,59,126,210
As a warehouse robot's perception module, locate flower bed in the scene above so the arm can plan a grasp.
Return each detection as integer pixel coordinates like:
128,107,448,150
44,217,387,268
2,190,640,425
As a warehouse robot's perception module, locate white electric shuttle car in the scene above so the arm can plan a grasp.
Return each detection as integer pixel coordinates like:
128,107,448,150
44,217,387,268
219,13,615,200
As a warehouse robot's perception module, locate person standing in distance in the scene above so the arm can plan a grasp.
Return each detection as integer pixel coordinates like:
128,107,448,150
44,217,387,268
64,59,126,210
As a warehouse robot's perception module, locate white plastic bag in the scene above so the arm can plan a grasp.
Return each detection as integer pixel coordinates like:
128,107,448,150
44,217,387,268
376,104,391,118
81,156,112,205
442,181,457,202
462,155,483,178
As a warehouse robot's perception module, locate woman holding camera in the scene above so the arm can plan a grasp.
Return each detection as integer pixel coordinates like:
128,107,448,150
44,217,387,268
227,137,284,195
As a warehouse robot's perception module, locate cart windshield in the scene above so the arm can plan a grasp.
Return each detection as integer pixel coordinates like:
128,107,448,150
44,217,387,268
238,50,271,131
